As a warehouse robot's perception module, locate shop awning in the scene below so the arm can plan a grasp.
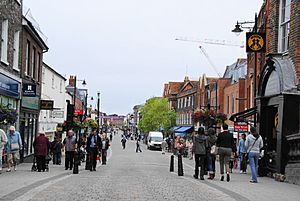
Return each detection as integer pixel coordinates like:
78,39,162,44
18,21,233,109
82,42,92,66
175,133,185,137
175,126,193,133
229,107,257,122
170,126,181,132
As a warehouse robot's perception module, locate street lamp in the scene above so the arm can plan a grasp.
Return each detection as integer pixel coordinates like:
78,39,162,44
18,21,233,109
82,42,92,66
232,14,258,127
97,91,100,134
71,75,86,174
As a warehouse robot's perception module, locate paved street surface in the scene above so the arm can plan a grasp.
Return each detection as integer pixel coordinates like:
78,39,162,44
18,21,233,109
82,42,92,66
0,132,299,201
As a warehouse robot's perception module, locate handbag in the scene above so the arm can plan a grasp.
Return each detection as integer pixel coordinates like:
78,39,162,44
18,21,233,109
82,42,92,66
10,143,19,151
210,145,219,155
46,154,52,161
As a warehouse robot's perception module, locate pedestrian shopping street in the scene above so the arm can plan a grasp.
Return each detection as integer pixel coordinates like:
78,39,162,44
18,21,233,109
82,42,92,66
0,132,299,201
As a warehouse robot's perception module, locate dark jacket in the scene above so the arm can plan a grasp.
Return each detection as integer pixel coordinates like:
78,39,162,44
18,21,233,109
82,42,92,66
87,134,101,151
216,131,237,152
192,134,208,155
34,134,50,156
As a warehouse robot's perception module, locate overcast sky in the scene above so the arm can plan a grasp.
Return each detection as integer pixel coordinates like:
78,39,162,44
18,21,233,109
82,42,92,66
24,0,262,115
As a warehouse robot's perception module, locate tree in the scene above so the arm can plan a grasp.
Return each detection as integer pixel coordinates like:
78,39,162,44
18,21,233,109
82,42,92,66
138,97,176,134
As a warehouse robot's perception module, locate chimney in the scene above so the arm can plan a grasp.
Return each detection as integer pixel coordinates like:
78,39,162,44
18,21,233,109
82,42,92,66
69,75,76,87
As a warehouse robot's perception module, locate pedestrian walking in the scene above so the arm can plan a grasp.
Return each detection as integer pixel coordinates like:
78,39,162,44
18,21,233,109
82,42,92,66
33,132,51,172
216,124,237,182
100,133,110,165
238,133,247,173
136,139,142,153
245,127,263,183
188,139,194,160
87,129,101,171
109,132,113,142
121,135,127,149
0,128,8,174
51,136,63,165
207,128,217,180
5,126,22,172
192,127,208,180
161,139,167,154
63,130,77,170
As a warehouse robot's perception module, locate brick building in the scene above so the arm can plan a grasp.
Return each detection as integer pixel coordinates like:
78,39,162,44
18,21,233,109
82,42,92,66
0,0,22,131
19,10,48,159
230,0,300,184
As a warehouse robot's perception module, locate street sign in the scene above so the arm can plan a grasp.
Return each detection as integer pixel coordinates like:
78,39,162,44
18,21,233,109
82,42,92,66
234,122,248,132
40,100,53,110
246,32,266,52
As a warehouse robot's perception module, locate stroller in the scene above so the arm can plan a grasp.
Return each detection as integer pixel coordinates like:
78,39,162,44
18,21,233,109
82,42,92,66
31,155,50,172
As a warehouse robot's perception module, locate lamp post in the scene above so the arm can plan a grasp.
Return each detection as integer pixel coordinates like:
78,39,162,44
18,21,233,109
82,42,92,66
71,75,86,174
232,14,258,127
97,91,100,134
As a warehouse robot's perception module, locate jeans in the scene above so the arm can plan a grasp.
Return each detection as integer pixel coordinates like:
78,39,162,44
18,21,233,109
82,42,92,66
89,148,98,170
194,154,206,178
101,149,107,164
249,152,260,182
218,147,232,175
239,152,247,171
65,151,75,170
0,148,3,170
53,152,62,165
207,153,215,173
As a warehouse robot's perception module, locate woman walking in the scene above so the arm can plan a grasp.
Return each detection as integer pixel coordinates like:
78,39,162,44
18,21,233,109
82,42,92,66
33,132,51,172
245,127,263,183
207,128,217,179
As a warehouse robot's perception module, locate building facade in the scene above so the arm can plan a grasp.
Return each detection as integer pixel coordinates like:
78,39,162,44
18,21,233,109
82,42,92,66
0,0,22,131
19,13,48,158
39,63,66,140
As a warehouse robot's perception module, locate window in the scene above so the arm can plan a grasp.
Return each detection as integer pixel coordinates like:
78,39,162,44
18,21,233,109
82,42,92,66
52,74,55,89
32,47,36,78
279,0,291,52
36,52,41,81
181,98,183,108
231,94,235,113
1,20,8,64
25,41,30,75
227,96,229,114
60,80,63,93
13,31,20,70
42,67,45,84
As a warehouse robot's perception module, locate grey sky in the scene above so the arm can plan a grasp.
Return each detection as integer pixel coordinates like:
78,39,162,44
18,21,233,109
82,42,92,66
24,0,262,115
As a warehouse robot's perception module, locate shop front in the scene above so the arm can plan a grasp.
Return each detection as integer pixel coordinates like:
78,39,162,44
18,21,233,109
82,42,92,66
20,96,39,161
257,55,300,184
0,72,21,129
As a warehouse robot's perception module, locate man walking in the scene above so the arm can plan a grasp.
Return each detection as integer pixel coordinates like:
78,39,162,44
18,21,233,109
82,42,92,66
6,126,22,172
136,139,142,153
87,129,101,171
63,130,77,170
216,124,237,182
0,128,8,174
100,133,110,165
238,133,247,173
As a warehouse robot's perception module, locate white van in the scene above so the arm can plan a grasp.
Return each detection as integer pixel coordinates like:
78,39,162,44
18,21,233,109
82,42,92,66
147,131,163,150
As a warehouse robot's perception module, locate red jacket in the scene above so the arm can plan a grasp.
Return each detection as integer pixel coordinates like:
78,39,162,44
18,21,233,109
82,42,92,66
34,134,50,156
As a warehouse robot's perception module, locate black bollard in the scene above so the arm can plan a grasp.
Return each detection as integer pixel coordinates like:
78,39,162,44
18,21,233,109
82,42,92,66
73,154,79,174
170,155,174,172
178,153,184,176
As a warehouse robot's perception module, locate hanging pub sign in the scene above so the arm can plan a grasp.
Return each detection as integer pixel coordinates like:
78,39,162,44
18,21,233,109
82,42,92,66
23,84,36,97
246,32,266,53
40,100,54,110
